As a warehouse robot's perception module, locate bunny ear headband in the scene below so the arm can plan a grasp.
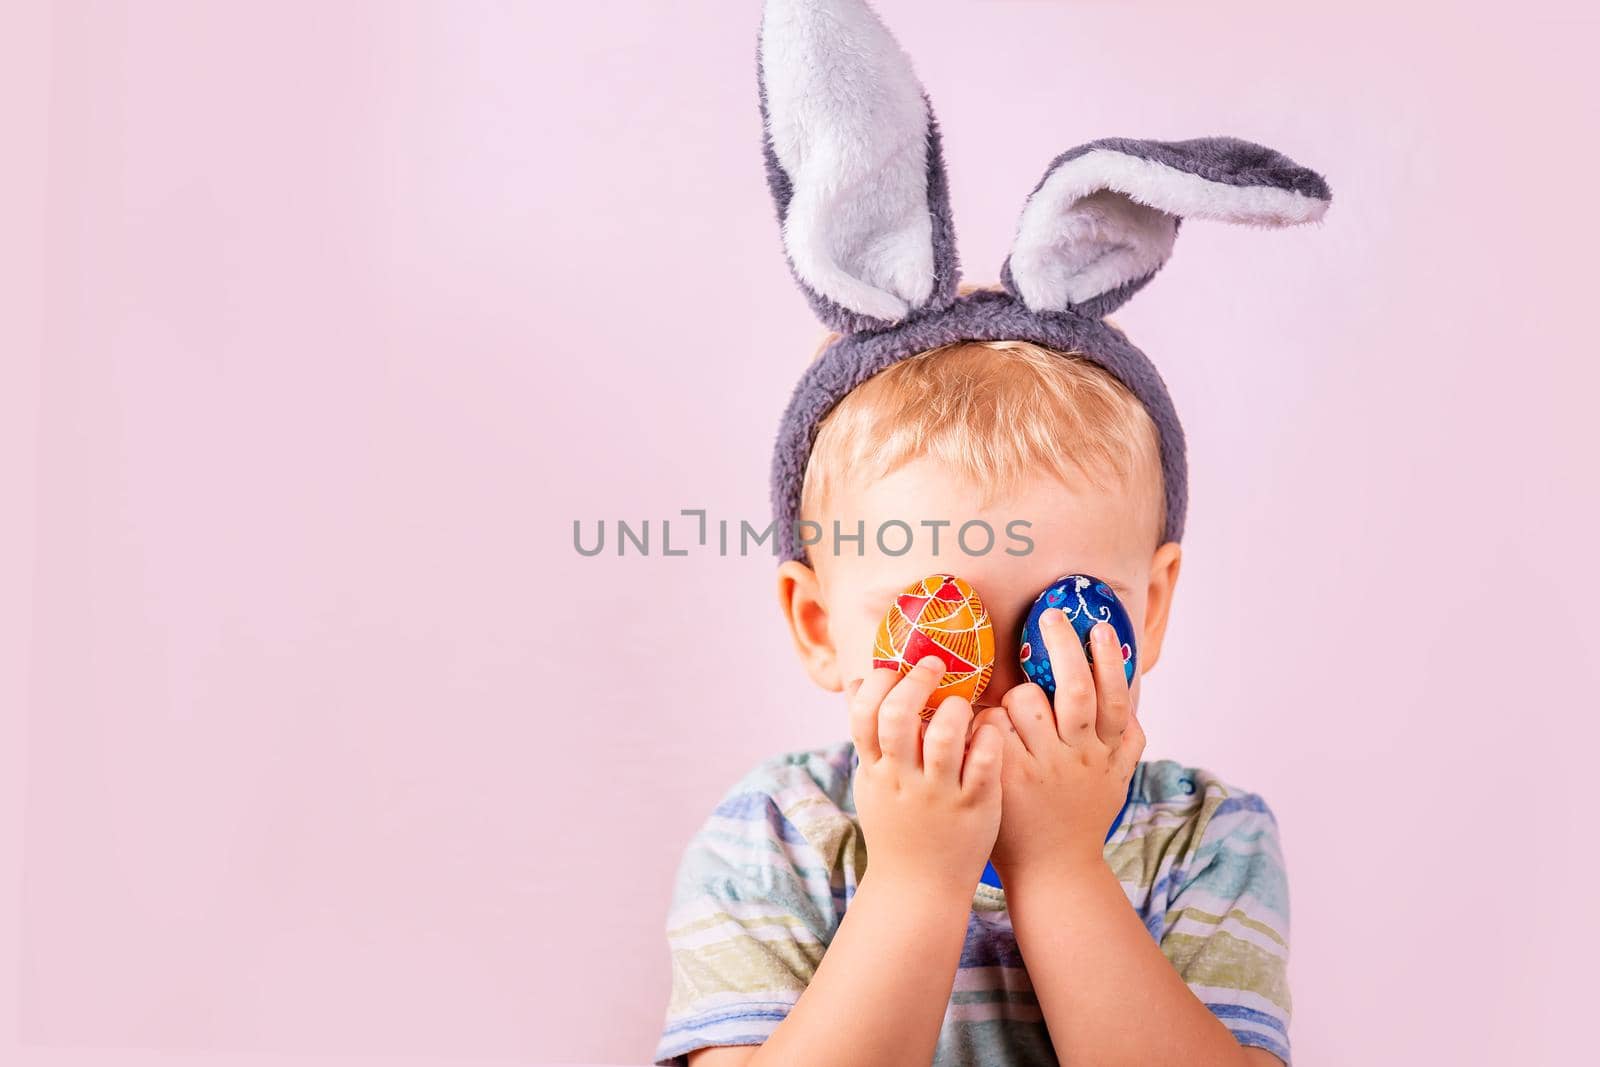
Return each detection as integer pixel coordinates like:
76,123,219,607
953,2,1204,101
759,0,1331,565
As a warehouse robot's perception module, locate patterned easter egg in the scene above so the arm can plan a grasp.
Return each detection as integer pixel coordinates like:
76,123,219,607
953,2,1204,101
1018,574,1137,699
872,573,996,718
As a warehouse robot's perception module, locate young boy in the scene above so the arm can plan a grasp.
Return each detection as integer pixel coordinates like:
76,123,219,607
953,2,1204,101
653,3,1326,1061
651,333,1291,1067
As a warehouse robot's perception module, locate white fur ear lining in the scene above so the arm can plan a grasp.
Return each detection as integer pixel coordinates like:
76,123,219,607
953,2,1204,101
1011,188,1178,310
1007,144,1332,313
759,0,941,324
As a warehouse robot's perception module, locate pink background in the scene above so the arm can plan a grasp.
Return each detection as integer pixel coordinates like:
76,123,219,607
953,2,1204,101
5,1,1598,1064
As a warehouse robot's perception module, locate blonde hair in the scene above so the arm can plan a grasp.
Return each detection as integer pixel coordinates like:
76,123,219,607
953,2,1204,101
799,287,1165,546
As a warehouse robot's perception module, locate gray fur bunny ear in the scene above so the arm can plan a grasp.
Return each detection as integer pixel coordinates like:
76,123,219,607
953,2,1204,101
757,0,960,334
1000,137,1332,318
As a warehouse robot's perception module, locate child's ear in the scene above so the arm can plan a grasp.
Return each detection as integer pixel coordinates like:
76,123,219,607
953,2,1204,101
777,559,843,691
1135,541,1184,676
1000,137,1332,319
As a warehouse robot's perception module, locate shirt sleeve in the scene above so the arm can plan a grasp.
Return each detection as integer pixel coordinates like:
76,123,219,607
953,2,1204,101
652,786,839,1066
1160,789,1293,1064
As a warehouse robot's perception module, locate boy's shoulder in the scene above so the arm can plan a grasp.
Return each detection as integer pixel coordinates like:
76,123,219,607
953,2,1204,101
669,741,863,924
1130,757,1280,824
1115,757,1288,915
723,738,858,810
710,739,861,859
1121,757,1284,854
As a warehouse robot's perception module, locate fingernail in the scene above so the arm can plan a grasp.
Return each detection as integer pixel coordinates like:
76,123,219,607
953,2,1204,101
1093,622,1113,643
1041,608,1064,627
918,655,946,673
847,677,863,694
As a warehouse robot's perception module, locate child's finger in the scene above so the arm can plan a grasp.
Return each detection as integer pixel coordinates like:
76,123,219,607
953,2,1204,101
998,681,1052,757
847,668,899,764
968,705,1010,745
1112,710,1147,778
922,695,974,787
1089,622,1133,745
1038,608,1096,744
879,656,946,768
960,721,1005,795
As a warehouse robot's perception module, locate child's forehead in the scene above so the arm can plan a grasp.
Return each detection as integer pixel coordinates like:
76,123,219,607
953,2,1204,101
827,454,1154,543
811,456,1152,592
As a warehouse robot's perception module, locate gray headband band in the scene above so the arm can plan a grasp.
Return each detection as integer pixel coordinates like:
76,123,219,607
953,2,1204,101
757,0,1332,564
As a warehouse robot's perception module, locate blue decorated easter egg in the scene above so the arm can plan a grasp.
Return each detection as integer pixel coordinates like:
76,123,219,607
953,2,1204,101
1018,574,1137,698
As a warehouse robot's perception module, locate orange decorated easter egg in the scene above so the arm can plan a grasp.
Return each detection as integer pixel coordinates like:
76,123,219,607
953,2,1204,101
871,573,996,718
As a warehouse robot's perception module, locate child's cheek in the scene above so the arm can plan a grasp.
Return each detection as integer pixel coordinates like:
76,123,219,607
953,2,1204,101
846,619,880,682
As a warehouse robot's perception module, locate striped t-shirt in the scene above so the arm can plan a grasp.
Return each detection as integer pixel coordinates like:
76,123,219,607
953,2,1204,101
653,738,1292,1065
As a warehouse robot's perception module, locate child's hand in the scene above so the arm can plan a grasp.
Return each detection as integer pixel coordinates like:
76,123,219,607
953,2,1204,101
983,612,1145,881
847,656,1005,896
